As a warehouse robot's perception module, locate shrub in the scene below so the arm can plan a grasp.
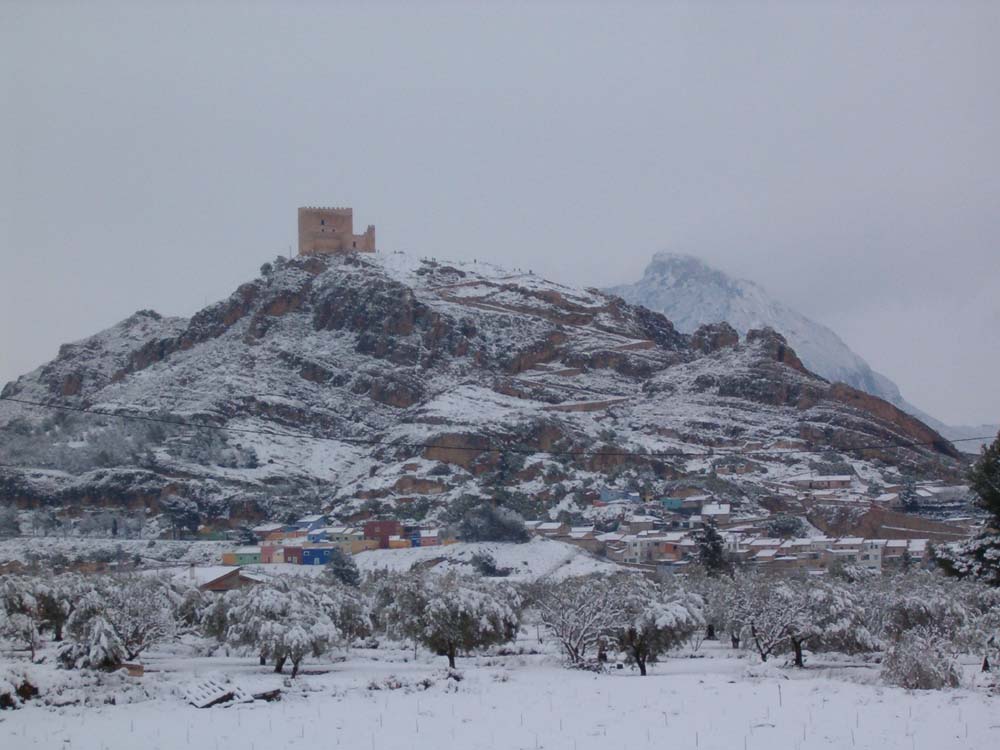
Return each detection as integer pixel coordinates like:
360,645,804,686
0,667,37,710
469,552,510,577
882,628,961,690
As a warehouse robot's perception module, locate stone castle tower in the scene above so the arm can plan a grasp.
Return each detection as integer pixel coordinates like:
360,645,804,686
297,207,376,255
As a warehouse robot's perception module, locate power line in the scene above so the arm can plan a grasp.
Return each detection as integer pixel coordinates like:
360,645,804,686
0,394,991,462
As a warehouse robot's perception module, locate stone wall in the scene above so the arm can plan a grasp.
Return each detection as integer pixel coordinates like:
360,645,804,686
298,207,376,255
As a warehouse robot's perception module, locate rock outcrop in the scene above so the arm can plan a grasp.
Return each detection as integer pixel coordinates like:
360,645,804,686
0,251,962,522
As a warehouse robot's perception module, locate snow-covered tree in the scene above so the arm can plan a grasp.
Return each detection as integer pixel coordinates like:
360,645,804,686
694,572,747,646
882,626,961,690
58,591,128,670
323,548,361,587
741,575,872,667
371,572,429,655
969,433,1000,523
0,578,40,660
612,578,703,676
763,514,806,539
198,591,231,642
784,578,874,666
101,576,175,660
173,582,207,631
936,432,1000,586
963,585,1000,672
52,575,174,666
536,574,629,664
380,572,521,668
226,579,340,677
884,573,972,643
936,535,1000,587
326,582,371,648
736,573,792,662
33,574,87,642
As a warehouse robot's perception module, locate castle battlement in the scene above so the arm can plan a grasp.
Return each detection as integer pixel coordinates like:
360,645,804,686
297,206,375,255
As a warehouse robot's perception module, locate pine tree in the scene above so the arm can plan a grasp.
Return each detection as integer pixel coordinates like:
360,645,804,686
694,520,729,576
935,432,1000,585
323,548,361,587
899,477,919,512
969,433,1000,526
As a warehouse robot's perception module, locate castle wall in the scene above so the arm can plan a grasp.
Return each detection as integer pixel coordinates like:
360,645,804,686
298,207,376,255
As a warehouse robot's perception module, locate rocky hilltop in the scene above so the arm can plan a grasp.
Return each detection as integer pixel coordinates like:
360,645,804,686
0,251,962,526
607,252,997,450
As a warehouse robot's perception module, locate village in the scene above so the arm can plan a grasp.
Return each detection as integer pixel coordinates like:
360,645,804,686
212,472,978,586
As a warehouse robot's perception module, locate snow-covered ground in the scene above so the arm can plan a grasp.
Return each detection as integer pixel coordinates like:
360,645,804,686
2,641,997,750
0,537,230,567
351,537,620,582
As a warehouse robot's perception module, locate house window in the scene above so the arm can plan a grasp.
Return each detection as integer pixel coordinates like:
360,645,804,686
353,241,357,248
320,220,325,225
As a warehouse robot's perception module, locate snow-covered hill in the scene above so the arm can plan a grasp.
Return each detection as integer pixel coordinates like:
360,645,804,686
0,250,962,523
607,253,996,450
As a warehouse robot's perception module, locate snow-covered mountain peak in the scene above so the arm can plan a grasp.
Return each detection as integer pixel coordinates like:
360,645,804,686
608,253,995,449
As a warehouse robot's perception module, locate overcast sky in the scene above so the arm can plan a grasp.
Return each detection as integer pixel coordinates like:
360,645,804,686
2,1,997,427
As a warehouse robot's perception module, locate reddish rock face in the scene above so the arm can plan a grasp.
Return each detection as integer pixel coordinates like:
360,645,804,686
392,476,448,495
691,322,739,354
745,327,808,373
60,373,83,396
826,383,959,459
422,433,492,470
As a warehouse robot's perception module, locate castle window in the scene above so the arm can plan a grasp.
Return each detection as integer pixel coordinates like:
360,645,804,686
320,220,325,225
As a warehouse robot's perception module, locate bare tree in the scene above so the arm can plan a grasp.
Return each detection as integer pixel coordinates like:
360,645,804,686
536,574,628,664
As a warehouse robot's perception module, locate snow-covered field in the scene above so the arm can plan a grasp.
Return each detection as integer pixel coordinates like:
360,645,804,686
0,537,230,567
350,538,620,581
2,642,997,750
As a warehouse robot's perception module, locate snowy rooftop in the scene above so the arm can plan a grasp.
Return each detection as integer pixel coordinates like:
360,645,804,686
747,538,783,547
148,565,241,587
252,523,284,533
311,526,360,535
787,474,854,483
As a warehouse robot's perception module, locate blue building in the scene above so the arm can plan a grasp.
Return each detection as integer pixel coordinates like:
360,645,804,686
302,546,334,566
659,497,684,511
290,514,329,532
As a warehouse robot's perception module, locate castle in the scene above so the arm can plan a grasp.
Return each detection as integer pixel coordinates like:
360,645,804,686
297,207,375,255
